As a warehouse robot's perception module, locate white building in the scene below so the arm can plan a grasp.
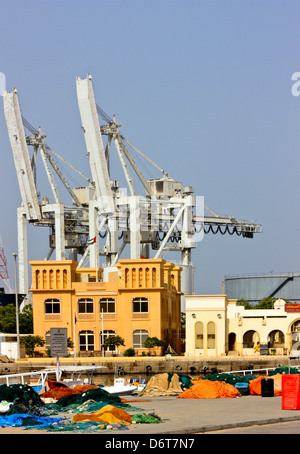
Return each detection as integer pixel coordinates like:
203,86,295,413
0,334,25,360
185,295,300,357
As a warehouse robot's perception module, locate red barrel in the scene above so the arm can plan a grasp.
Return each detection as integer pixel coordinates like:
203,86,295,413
282,375,300,410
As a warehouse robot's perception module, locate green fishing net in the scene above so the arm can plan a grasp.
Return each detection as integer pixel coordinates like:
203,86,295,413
268,366,300,376
201,373,257,384
174,373,193,390
0,384,44,406
132,413,162,424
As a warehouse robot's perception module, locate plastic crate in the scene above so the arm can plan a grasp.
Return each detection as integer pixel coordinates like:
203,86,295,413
234,382,250,395
282,375,300,410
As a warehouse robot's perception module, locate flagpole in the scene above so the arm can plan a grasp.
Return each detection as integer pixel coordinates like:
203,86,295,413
73,310,77,361
101,308,104,357
88,235,98,282
96,238,98,282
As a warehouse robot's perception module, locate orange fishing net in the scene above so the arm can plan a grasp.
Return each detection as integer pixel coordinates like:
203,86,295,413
249,375,281,396
249,376,268,395
72,405,132,426
177,379,241,399
40,379,99,400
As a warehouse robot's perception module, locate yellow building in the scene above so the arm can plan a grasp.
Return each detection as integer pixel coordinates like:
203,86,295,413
30,258,182,356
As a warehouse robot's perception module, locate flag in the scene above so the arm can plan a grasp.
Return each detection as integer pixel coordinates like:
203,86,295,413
74,312,77,324
87,236,96,245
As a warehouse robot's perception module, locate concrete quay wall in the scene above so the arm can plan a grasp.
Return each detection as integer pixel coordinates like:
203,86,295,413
7,355,293,377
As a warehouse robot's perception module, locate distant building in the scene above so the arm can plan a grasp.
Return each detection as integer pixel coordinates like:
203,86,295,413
185,294,300,357
224,272,300,305
30,259,182,356
0,333,26,359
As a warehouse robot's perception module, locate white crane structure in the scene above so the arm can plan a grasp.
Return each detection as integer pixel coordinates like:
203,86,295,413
3,75,262,307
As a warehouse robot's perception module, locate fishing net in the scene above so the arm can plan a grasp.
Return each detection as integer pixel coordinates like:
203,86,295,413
40,379,99,400
200,372,258,385
51,386,138,411
177,379,241,399
171,373,193,390
132,413,162,424
269,366,300,376
0,384,44,406
72,404,132,426
0,384,61,417
45,419,129,433
139,373,184,396
69,398,143,413
249,374,283,396
6,400,58,417
0,413,63,428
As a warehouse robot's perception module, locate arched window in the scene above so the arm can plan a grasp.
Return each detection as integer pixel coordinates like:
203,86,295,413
49,269,54,289
195,322,204,349
132,297,148,313
268,330,285,348
138,268,143,287
207,322,216,349
125,268,129,288
56,269,61,288
133,330,149,348
78,298,94,314
152,268,157,287
291,320,300,334
63,269,68,289
44,298,60,314
243,330,260,348
291,320,300,351
43,270,47,288
132,268,137,288
79,330,94,351
36,270,41,289
145,268,150,288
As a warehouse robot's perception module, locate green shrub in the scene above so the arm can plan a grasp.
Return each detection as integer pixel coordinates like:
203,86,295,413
123,348,135,357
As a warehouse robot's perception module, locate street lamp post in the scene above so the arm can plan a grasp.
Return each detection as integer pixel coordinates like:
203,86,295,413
13,253,20,359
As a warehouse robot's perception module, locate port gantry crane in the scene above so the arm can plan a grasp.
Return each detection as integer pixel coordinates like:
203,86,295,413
3,75,262,305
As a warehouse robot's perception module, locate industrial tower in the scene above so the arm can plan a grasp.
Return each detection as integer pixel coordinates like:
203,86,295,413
0,235,11,293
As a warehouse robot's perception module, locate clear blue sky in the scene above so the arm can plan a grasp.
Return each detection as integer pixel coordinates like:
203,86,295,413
0,0,300,295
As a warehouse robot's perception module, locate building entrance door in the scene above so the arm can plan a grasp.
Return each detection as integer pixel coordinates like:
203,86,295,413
228,332,236,351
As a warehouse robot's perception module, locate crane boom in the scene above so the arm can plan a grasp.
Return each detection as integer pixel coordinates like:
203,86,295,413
3,89,41,221
76,75,114,215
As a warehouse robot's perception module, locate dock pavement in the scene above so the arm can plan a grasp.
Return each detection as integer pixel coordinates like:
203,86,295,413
0,394,300,435
122,394,300,434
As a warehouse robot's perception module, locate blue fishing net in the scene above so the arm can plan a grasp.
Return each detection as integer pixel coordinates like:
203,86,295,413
0,413,63,428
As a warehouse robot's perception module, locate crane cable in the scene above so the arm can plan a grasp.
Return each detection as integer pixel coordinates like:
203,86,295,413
21,116,92,185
